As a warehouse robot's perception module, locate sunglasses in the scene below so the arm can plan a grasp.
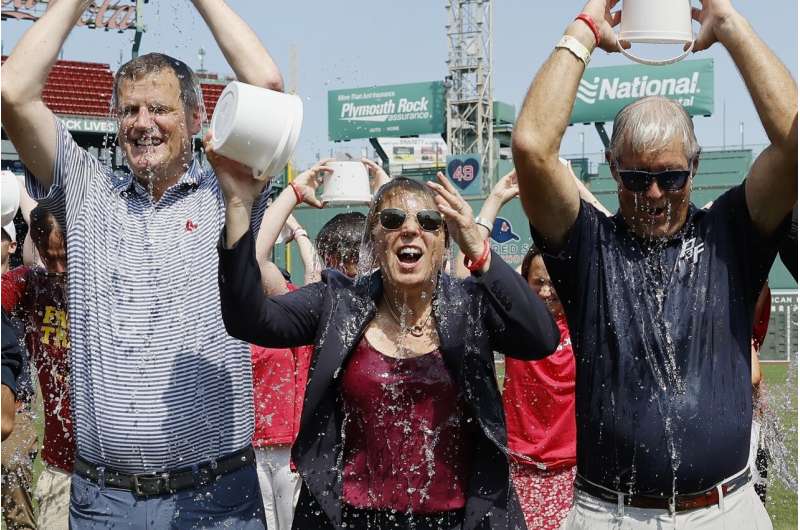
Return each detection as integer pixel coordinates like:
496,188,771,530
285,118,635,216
616,166,692,193
378,208,443,232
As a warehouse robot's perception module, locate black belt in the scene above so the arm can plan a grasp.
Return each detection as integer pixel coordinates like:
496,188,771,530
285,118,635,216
574,469,752,513
73,445,255,498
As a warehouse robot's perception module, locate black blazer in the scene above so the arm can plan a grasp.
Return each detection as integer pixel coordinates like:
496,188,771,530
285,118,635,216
218,231,560,530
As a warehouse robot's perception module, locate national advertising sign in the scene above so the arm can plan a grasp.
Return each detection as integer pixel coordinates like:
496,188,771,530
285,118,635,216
570,59,714,124
328,81,445,141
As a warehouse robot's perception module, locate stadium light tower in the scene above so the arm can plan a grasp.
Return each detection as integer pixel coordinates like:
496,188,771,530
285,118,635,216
445,0,494,191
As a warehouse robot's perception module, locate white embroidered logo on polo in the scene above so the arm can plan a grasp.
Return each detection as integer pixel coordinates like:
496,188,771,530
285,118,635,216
679,237,705,265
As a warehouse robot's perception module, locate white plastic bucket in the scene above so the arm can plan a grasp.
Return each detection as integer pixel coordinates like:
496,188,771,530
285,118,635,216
617,0,694,66
1,171,20,227
210,81,303,180
320,161,372,206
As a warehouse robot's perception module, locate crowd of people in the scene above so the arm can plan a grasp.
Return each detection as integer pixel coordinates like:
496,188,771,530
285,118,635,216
0,0,796,529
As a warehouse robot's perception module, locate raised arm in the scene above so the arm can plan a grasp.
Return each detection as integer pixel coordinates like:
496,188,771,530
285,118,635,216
512,0,621,247
285,215,322,285
453,170,518,279
254,162,329,293
692,1,797,235
1,0,90,187
192,0,283,91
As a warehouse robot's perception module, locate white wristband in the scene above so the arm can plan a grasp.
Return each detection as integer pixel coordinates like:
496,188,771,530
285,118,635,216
474,216,494,233
293,228,308,240
555,35,591,67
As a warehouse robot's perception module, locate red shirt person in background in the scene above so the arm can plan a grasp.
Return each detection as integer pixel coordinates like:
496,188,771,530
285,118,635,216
248,160,369,530
2,204,72,530
503,245,577,530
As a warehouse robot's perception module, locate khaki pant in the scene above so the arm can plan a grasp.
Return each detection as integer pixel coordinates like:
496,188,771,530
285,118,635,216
1,408,38,530
562,475,772,530
34,465,70,530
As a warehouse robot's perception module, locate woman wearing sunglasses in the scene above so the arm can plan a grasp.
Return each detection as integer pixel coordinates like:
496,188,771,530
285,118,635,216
208,138,560,530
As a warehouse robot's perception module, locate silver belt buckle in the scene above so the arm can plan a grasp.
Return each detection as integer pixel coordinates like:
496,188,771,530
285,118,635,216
132,472,167,497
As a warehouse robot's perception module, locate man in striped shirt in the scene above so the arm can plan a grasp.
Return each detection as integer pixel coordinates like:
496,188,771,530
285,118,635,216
1,1,283,528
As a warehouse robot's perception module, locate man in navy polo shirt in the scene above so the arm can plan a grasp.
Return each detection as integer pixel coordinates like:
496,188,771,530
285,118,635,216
512,0,796,527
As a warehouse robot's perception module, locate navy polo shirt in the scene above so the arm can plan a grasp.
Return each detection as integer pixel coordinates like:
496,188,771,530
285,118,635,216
533,183,781,495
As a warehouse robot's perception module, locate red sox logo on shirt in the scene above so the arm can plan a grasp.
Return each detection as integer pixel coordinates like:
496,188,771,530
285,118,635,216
185,219,198,232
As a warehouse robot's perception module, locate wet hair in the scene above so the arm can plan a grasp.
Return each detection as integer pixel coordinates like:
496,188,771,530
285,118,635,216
112,52,202,116
609,96,701,165
364,177,450,250
520,245,542,282
315,212,366,270
30,205,65,255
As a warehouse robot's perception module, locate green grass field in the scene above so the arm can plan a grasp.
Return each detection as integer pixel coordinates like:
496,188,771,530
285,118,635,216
761,362,798,530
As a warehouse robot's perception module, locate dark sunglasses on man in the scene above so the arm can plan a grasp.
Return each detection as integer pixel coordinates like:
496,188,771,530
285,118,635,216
614,162,694,193
378,208,444,232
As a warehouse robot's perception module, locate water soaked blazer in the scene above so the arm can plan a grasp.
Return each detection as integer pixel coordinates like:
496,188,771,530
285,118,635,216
218,230,560,530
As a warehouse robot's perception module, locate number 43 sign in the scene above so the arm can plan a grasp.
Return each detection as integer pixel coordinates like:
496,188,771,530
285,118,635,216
446,155,482,195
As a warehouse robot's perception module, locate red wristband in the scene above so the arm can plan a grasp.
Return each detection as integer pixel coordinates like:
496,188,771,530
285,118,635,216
289,182,304,205
464,239,491,273
575,13,601,47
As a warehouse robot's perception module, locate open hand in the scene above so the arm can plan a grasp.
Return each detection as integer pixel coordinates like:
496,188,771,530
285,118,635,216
691,0,740,52
291,158,335,209
489,170,519,205
579,0,624,53
427,172,485,261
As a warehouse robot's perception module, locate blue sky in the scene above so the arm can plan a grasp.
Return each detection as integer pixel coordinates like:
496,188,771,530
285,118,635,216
2,1,797,168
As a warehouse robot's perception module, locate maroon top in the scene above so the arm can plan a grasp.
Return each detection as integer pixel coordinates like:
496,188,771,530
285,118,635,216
341,337,474,513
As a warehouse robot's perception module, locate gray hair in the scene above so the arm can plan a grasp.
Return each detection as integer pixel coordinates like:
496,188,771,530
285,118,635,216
112,53,203,118
608,96,700,165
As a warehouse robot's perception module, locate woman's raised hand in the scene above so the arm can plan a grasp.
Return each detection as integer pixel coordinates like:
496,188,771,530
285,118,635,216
427,172,486,262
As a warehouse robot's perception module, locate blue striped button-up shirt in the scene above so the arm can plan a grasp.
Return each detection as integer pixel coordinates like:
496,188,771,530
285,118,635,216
27,119,259,473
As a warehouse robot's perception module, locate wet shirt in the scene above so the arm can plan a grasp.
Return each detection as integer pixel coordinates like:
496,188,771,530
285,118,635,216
2,266,74,471
341,337,474,513
25,119,263,473
533,184,781,495
503,314,576,469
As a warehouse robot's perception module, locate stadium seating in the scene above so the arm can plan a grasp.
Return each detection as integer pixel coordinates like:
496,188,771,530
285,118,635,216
1,56,225,119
